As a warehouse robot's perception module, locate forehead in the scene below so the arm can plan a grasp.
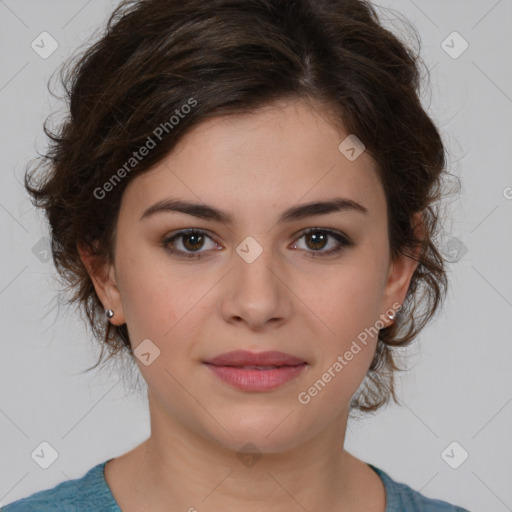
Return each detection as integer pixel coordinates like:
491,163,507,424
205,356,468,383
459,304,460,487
120,98,385,220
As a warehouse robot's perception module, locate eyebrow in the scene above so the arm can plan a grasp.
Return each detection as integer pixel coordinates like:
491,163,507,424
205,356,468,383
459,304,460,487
139,197,368,223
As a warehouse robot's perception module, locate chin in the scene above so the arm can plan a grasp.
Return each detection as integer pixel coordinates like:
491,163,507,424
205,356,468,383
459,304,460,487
203,412,309,456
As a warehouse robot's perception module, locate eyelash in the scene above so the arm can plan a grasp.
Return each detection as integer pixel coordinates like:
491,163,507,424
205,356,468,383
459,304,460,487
161,228,353,260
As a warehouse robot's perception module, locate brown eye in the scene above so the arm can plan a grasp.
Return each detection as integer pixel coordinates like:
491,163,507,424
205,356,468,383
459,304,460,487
292,228,353,258
162,229,220,259
304,231,329,251
181,232,205,251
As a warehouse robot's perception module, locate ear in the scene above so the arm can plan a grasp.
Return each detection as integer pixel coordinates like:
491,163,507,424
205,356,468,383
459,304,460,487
381,211,423,325
77,242,126,326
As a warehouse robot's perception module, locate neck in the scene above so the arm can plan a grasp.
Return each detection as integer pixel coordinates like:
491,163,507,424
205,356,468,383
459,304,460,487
105,393,381,512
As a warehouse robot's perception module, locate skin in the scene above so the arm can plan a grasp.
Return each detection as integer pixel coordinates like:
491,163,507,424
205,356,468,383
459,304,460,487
79,98,421,512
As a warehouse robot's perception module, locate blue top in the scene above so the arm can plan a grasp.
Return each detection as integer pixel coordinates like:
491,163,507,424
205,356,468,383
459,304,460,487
1,459,471,511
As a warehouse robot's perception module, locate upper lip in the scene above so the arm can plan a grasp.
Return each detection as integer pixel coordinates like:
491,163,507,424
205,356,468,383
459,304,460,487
203,350,306,367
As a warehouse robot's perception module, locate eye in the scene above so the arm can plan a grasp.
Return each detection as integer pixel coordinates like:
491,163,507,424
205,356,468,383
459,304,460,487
291,228,353,258
161,229,220,259
162,227,353,260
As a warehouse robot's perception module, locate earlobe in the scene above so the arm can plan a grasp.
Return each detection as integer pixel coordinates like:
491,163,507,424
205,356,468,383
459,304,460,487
77,242,126,325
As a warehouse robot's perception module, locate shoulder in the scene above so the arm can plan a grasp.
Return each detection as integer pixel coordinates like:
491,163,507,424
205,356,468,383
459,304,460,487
369,464,471,512
0,461,119,512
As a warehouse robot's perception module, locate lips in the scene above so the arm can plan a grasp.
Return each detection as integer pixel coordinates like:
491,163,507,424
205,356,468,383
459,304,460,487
203,350,308,391
203,350,306,368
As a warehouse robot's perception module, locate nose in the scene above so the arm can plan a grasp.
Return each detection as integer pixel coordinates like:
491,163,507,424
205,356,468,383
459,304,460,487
219,243,293,331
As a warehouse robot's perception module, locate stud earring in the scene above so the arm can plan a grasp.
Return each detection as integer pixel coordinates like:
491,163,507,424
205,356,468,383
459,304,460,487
387,311,396,321
105,309,114,318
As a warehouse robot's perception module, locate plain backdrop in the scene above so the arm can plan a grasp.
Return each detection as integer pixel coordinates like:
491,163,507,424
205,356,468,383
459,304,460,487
1,1,511,511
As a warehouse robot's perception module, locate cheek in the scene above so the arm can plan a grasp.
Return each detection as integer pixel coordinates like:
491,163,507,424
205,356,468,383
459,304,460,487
296,269,382,412
296,257,386,405
311,259,386,340
116,248,218,359
114,244,178,341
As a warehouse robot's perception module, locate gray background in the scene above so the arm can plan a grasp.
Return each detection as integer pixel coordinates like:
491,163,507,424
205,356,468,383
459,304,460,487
1,1,511,510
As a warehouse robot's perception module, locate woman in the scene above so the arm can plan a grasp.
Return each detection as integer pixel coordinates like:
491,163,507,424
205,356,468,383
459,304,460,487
3,0,470,510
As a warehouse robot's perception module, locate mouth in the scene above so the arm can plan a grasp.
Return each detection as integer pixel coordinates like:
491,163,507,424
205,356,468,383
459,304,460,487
213,365,297,370
203,350,308,391
203,349,307,367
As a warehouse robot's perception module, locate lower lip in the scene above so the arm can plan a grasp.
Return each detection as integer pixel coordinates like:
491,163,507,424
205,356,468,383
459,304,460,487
204,363,307,391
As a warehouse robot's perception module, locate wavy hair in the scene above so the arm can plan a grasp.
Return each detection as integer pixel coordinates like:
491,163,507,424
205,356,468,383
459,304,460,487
25,0,457,411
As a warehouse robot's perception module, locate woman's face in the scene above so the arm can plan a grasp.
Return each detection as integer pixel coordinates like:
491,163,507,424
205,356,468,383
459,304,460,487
85,98,417,453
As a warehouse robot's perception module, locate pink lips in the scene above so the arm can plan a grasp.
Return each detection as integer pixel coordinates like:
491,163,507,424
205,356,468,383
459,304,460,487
203,350,307,392
204,350,306,367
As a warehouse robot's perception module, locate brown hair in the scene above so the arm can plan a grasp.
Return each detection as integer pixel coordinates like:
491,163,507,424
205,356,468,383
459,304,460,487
25,0,456,411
